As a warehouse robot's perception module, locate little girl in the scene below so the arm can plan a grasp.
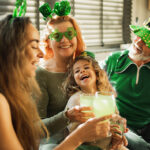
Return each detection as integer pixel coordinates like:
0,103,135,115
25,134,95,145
63,51,128,150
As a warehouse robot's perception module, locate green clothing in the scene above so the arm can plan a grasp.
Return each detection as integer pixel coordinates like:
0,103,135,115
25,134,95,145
102,50,150,130
76,145,101,150
36,66,69,144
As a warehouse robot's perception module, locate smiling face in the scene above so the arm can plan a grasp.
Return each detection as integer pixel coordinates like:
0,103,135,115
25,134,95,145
73,59,97,92
131,36,150,61
48,21,77,59
24,23,43,77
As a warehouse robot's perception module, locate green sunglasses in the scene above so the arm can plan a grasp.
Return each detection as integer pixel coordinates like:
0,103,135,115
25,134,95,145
49,27,77,42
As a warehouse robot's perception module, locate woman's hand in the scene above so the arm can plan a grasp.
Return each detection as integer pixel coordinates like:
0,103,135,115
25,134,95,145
76,115,112,143
54,115,112,150
66,106,95,123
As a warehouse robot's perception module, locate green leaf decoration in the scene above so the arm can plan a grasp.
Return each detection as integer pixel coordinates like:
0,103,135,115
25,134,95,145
12,0,27,18
18,0,26,16
53,0,71,16
39,3,53,20
15,0,24,8
13,8,18,18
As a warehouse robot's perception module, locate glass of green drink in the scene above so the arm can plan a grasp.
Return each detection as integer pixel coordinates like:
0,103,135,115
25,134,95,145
80,94,94,108
93,92,116,117
80,92,125,132
80,91,116,117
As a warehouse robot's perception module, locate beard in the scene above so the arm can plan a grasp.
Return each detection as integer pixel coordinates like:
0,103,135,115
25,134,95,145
128,44,150,61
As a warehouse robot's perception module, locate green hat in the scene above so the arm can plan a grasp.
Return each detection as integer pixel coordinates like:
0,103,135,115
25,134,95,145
130,18,150,48
80,51,95,59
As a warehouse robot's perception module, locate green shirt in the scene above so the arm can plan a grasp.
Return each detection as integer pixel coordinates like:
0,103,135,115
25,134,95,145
102,50,150,130
36,66,69,143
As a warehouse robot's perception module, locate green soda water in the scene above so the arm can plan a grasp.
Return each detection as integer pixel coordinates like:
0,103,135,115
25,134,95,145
93,94,116,117
80,95,94,107
80,93,116,117
80,93,124,132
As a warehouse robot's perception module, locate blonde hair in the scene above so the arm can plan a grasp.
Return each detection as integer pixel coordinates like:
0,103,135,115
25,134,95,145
40,15,85,59
63,55,114,98
0,15,48,150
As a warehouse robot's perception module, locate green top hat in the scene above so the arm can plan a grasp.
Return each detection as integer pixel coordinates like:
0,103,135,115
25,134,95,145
130,18,150,48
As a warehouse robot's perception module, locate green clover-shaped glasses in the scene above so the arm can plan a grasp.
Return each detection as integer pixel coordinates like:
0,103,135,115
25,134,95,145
49,27,77,42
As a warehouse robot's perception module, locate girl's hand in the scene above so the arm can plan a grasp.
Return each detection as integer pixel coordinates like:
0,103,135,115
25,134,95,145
77,115,112,143
110,124,128,150
111,114,128,133
66,106,95,123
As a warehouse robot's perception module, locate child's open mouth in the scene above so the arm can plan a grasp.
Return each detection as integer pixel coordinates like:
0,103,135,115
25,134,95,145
80,75,89,81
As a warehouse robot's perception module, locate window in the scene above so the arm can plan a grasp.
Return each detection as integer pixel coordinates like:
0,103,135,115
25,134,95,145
70,0,132,51
0,0,132,51
0,0,45,30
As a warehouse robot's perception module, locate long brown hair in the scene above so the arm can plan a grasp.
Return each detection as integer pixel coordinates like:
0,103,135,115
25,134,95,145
0,15,48,150
40,15,85,59
63,55,113,98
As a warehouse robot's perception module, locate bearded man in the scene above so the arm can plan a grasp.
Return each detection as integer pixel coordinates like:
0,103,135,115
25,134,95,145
101,19,150,150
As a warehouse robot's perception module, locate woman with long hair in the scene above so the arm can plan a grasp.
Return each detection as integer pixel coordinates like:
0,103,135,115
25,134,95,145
0,14,47,150
0,14,112,150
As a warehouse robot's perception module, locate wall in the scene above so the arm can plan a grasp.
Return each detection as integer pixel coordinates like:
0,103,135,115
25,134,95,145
132,0,150,25
95,51,112,61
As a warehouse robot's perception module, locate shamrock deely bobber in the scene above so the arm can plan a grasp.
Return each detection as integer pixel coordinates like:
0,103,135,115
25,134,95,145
9,0,27,23
39,3,53,20
39,0,71,21
53,0,71,16
13,0,27,17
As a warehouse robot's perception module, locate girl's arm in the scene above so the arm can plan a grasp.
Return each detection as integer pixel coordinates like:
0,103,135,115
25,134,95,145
66,93,81,132
65,92,95,123
0,94,23,150
65,92,80,109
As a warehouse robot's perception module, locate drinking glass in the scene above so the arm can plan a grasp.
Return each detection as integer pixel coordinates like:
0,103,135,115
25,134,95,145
80,92,125,135
93,91,116,117
80,91,116,118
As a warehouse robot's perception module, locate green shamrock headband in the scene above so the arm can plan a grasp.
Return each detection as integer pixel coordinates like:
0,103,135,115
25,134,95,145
10,0,27,23
12,0,27,18
39,0,71,20
130,18,150,48
80,51,95,59
49,27,77,42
